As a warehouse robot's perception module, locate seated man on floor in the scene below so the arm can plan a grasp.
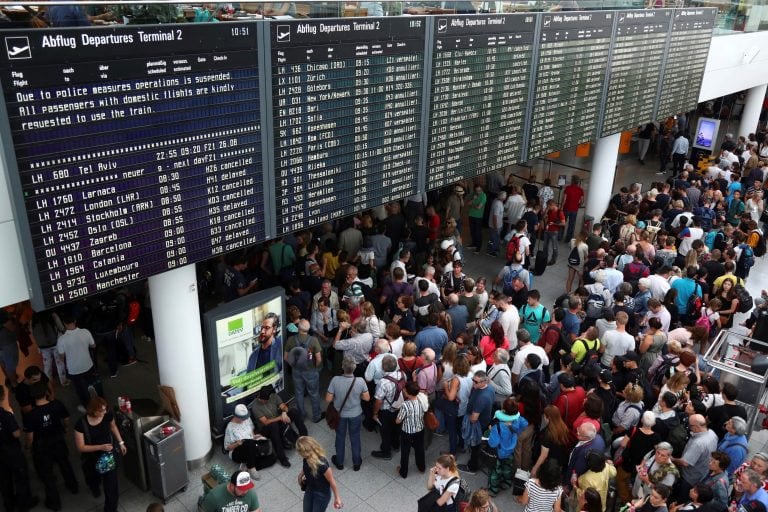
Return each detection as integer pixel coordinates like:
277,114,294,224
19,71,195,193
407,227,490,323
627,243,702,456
250,385,307,468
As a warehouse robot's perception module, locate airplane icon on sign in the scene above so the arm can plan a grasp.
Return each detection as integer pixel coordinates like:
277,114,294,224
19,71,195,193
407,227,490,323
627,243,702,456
5,37,31,59
8,45,29,57
276,26,290,42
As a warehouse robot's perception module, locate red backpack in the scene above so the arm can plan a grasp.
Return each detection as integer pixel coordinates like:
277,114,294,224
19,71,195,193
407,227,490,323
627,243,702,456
506,234,524,264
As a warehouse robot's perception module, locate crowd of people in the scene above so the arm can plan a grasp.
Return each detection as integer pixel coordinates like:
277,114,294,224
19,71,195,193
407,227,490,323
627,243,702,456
204,125,768,511
5,125,768,512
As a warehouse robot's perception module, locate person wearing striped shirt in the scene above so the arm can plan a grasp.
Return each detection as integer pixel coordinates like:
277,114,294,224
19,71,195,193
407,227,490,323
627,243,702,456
395,381,427,479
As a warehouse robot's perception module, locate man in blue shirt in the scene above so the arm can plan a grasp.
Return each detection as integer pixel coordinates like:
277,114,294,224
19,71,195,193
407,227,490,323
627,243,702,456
458,371,494,474
562,296,583,343
414,312,448,360
739,469,768,510
671,266,702,324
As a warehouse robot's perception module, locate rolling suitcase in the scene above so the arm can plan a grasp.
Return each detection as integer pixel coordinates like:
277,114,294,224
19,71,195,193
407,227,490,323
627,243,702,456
532,250,547,276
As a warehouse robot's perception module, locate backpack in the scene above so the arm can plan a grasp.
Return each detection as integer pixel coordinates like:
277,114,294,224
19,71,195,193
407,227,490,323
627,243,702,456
577,338,601,368
502,266,522,296
644,220,662,244
685,282,702,317
694,308,712,333
567,246,581,267
542,324,572,356
506,234,524,264
663,416,688,457
445,476,471,508
649,354,679,390
487,416,527,460
734,284,754,314
126,300,141,325
384,373,406,409
704,230,723,252
754,231,767,257
738,243,755,269
585,291,606,318
624,404,644,428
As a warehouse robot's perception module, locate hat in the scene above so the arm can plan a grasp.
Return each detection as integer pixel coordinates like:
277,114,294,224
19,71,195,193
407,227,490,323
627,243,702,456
440,239,455,251
599,369,613,383
454,185,465,195
234,404,249,419
287,323,299,333
558,373,575,388
636,221,646,229
231,471,255,492
623,351,640,362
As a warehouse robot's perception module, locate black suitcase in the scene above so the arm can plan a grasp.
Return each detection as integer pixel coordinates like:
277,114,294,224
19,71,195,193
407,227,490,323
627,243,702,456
532,250,547,276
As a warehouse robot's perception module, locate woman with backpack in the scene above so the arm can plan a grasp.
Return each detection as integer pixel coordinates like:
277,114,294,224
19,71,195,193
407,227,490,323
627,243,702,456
424,454,462,512
567,231,589,294
530,405,573,480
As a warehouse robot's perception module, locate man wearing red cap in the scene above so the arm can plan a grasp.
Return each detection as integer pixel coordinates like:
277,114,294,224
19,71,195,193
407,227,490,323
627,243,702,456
201,470,260,512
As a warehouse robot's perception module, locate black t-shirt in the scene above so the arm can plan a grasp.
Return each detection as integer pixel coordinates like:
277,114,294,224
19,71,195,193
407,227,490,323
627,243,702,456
23,399,69,441
523,183,539,202
0,408,20,447
16,374,50,410
707,403,748,439
75,411,114,447
303,457,331,493
541,430,569,471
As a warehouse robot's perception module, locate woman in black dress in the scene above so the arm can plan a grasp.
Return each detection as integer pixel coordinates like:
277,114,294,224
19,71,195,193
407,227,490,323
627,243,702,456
73,397,126,512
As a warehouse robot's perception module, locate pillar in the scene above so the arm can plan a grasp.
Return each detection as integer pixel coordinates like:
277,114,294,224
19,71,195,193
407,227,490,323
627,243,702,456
738,83,767,139
148,264,212,466
584,132,621,224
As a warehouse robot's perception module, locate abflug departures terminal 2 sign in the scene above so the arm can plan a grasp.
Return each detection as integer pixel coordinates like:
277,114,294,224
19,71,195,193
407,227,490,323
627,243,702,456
0,24,268,309
270,17,424,236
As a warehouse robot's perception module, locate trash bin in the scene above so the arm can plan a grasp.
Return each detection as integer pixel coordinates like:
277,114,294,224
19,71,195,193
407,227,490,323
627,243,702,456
143,420,188,503
115,398,168,490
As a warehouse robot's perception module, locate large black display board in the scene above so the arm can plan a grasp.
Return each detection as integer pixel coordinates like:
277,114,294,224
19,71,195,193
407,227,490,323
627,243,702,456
600,9,671,136
657,8,715,120
0,24,267,309
426,14,536,190
528,11,613,159
270,18,424,235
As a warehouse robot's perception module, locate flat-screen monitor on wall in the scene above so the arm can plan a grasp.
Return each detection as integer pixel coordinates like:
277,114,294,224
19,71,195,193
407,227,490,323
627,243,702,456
693,117,721,151
203,287,285,435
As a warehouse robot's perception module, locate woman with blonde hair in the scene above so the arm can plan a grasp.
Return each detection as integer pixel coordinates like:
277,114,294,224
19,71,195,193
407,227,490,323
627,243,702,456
296,436,343,511
360,301,383,340
425,454,462,511
464,488,499,512
653,372,689,413
619,215,638,248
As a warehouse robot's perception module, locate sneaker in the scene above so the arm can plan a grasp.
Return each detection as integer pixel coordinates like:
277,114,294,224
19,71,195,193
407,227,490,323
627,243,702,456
279,458,291,468
109,371,119,378
312,412,326,423
433,430,447,437
656,170,666,174
465,246,477,251
248,468,260,481
371,450,392,460
353,464,361,471
331,455,344,470
457,464,476,475
124,358,137,366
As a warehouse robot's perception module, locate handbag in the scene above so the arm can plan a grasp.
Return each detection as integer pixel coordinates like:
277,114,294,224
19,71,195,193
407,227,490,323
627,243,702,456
424,409,439,431
326,377,356,430
417,489,440,512
83,417,116,475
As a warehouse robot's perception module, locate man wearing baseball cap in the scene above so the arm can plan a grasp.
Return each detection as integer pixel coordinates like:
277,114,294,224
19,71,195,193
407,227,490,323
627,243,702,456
200,470,260,512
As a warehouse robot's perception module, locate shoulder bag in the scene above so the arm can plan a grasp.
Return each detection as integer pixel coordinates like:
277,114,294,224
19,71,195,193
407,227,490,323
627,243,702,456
326,378,356,430
83,417,116,474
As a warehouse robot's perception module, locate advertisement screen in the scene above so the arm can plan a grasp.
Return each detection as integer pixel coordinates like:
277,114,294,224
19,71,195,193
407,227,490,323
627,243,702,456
693,117,721,151
203,287,285,435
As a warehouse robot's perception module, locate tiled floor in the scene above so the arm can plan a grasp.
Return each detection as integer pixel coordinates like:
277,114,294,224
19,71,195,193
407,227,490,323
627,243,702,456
12,138,768,511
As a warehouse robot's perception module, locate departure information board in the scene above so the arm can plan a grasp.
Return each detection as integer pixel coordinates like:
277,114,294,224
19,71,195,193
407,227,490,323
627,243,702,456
657,8,715,120
0,24,266,309
600,9,671,137
528,11,613,159
426,14,536,190
271,18,424,235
